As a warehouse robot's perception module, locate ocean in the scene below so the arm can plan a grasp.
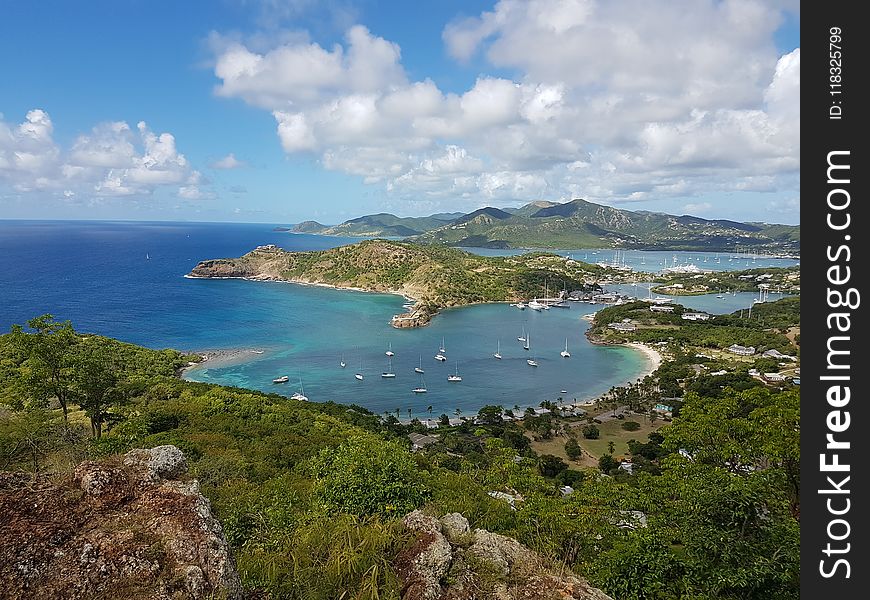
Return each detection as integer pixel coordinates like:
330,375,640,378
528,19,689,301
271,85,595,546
0,220,795,417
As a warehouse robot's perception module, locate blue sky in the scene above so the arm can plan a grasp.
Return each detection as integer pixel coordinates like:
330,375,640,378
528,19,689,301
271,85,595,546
1,0,800,224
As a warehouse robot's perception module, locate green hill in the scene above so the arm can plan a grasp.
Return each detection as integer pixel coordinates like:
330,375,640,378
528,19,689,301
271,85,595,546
416,199,800,251
188,240,604,325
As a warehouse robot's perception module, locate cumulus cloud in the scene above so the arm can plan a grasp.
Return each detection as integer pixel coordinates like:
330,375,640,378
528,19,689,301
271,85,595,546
0,110,205,200
210,0,799,209
210,153,247,169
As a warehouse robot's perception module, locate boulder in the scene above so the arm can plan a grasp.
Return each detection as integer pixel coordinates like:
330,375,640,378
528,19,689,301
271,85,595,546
0,446,241,600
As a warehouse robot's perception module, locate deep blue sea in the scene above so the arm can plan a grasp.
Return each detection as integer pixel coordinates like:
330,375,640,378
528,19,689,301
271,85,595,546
0,220,795,418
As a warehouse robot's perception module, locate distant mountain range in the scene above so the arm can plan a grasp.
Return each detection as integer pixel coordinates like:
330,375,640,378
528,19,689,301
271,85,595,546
288,199,799,252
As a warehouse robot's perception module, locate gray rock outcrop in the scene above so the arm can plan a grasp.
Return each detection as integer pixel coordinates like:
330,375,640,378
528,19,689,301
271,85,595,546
0,445,242,600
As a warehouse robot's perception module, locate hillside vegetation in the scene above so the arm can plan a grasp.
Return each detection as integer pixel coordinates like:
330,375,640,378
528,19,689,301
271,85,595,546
1,316,799,599
188,240,604,322
290,199,801,252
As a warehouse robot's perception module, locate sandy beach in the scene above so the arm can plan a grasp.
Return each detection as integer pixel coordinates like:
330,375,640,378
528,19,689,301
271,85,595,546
180,347,270,376
624,341,663,379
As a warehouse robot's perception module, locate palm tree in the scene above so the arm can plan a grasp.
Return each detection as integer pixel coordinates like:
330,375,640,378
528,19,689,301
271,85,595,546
427,405,433,418
395,407,401,419
607,441,615,455
407,408,412,420
454,407,462,417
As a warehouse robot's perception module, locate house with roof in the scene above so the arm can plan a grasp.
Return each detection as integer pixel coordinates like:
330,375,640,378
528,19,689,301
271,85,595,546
408,432,439,452
727,344,756,356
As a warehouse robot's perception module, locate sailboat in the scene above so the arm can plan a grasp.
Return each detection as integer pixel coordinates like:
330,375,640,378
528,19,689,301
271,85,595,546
415,355,424,374
447,362,462,382
523,331,530,351
560,338,571,358
527,334,538,366
494,340,502,360
412,375,427,393
435,338,447,361
385,343,394,357
145,253,151,260
517,326,526,343
355,358,364,380
340,353,346,368
272,375,289,384
381,357,396,378
290,378,308,401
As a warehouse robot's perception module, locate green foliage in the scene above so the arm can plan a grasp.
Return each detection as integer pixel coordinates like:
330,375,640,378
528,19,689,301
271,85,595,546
621,421,641,431
598,454,618,473
236,513,410,599
582,424,600,439
538,454,568,478
310,435,429,518
564,437,582,460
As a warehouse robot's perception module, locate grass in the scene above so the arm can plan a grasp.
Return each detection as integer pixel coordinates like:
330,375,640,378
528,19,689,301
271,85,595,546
526,413,667,465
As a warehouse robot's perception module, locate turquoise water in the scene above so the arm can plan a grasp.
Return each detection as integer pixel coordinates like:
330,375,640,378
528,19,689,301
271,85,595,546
184,282,647,418
464,247,799,273
603,283,795,315
0,221,792,419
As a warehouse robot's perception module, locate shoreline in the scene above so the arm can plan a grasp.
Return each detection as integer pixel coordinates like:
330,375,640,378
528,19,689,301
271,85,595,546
180,347,271,376
623,341,663,379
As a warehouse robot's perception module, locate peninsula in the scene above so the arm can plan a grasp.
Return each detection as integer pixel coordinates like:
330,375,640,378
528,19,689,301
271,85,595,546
187,239,604,327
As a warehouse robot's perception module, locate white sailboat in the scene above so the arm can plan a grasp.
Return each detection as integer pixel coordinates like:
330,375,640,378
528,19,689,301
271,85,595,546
560,338,571,358
381,357,396,378
355,357,364,380
494,340,502,360
385,343,394,357
272,375,289,384
523,331,530,351
412,375,427,393
415,355,424,374
435,338,447,361
340,353,346,368
290,378,308,401
517,326,526,343
527,334,537,365
447,362,462,382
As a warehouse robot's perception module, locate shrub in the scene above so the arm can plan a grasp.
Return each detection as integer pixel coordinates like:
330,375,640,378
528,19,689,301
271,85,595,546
565,437,582,460
582,424,600,439
621,421,641,431
311,435,429,517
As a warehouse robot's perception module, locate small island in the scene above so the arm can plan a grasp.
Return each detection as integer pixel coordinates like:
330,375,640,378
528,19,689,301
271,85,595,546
187,239,605,327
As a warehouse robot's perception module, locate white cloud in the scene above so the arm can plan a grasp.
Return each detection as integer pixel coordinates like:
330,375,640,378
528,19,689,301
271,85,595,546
210,152,247,169
210,0,799,210
0,110,206,201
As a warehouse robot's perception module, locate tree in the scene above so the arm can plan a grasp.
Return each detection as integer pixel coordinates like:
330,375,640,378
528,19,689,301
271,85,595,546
70,340,126,438
598,454,618,473
0,408,59,472
538,454,568,477
607,441,616,455
438,413,450,427
10,315,78,425
476,404,504,426
565,437,582,460
582,424,600,439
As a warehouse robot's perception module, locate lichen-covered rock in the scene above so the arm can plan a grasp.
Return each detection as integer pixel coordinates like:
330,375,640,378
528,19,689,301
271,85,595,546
403,510,443,536
0,446,241,600
396,511,613,600
439,513,469,543
123,444,188,480
467,528,537,576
